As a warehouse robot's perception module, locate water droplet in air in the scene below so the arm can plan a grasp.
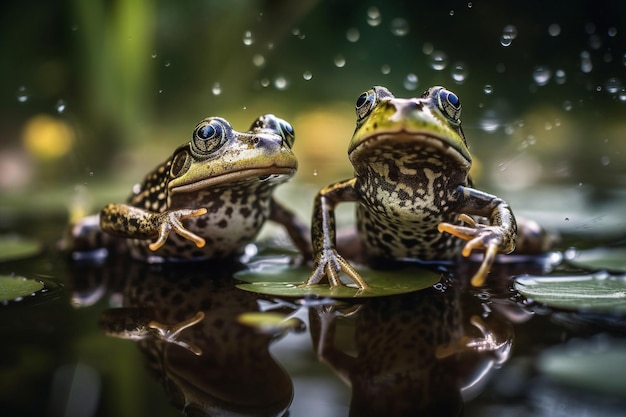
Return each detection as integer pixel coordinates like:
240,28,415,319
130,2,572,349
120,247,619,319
608,27,617,37
334,54,346,68
260,78,270,88
467,2,473,8
554,69,567,85
483,85,493,94
211,82,221,96
151,51,158,59
346,28,360,42
242,30,254,46
381,64,391,75
252,54,265,67
450,62,468,84
500,24,518,47
164,61,171,68
600,156,610,166
274,76,288,90
366,7,381,27
16,86,29,103
588,34,602,50
403,73,418,90
532,65,551,86
562,100,573,111
390,18,409,36
580,51,593,73
312,169,318,176
548,24,561,37
55,99,67,113
422,42,434,55
604,77,623,94
302,71,313,81
429,51,448,70
619,89,626,102
449,10,455,16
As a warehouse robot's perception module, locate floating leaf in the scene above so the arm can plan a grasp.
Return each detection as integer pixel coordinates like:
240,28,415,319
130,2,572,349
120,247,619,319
0,235,42,262
565,247,626,271
235,264,440,298
514,273,626,313
0,275,45,302
537,336,626,396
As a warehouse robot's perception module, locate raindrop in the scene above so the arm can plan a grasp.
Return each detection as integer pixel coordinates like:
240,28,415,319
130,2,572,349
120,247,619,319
467,2,473,8
429,51,448,70
381,64,391,75
55,99,67,113
600,155,610,166
588,34,602,50
604,77,623,94
242,30,254,46
164,61,171,68
334,54,346,68
403,73,418,90
390,18,409,36
211,82,221,96
580,51,593,73
158,89,163,94
252,54,265,67
151,51,157,59
608,27,617,37
585,23,596,34
302,71,313,81
274,76,288,90
422,42,434,55
366,6,382,27
619,90,626,102
16,86,29,103
313,169,318,176
555,69,567,85
260,78,270,88
346,28,360,42
479,109,500,132
548,23,561,37
450,62,468,84
483,85,493,94
291,28,305,39
532,65,551,86
449,10,455,16
563,100,573,111
500,24,518,47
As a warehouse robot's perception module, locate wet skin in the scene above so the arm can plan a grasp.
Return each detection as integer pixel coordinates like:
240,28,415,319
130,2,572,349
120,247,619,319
70,114,311,262
306,86,517,289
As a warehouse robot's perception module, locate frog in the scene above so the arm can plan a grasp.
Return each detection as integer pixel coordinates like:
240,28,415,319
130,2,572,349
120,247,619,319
69,114,312,262
305,86,517,289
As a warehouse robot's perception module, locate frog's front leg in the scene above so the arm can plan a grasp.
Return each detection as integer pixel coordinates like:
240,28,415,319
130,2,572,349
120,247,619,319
100,203,207,251
438,186,517,287
304,178,369,290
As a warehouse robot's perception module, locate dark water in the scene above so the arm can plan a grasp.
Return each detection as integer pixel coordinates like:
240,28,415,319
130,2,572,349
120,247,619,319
1,214,626,417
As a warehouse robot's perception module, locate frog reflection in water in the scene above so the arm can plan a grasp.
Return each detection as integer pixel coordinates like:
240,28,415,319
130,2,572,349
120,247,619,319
309,281,513,417
306,86,519,289
98,263,298,417
70,114,311,262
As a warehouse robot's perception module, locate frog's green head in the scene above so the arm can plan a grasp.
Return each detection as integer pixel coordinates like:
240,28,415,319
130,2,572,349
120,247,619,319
348,86,471,172
167,115,297,195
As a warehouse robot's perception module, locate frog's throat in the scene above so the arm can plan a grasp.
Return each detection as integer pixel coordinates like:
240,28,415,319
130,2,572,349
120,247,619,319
350,132,471,169
169,166,296,194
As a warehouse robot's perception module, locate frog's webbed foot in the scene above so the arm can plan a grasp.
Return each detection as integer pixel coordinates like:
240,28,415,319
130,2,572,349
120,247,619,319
148,208,208,251
304,249,369,290
148,311,205,356
438,214,513,287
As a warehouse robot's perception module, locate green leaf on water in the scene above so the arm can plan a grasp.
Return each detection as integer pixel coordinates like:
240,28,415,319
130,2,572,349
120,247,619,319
0,235,42,262
566,247,626,271
235,265,440,298
0,275,45,302
514,273,626,313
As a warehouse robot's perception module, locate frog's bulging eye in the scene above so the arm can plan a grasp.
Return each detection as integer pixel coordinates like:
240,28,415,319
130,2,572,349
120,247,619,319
437,88,462,123
192,118,229,155
277,120,295,148
355,89,376,121
250,114,296,148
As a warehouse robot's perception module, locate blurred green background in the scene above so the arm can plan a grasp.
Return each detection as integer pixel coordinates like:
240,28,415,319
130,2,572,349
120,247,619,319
1,0,625,226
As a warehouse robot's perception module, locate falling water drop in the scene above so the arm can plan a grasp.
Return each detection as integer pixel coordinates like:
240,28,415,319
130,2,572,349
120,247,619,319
403,73,418,90
429,51,448,70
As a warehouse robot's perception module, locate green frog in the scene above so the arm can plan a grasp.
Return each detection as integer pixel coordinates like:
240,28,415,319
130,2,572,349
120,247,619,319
306,86,517,289
70,114,311,262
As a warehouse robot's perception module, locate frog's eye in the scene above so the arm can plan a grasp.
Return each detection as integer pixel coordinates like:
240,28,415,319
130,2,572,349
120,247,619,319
436,88,461,123
277,119,295,148
192,118,229,155
355,89,377,121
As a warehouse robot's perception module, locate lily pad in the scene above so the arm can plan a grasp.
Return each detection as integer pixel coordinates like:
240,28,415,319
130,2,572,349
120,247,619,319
565,247,626,271
235,264,440,298
0,275,45,302
0,235,42,262
514,273,626,313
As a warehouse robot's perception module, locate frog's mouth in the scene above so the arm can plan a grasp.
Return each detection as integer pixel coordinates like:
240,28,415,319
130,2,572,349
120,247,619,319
169,166,296,194
350,131,471,168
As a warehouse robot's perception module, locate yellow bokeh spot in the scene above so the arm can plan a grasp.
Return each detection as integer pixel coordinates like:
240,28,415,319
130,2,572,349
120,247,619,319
22,114,74,160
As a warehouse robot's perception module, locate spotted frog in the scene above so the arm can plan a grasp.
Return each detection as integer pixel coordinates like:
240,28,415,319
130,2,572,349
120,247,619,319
306,86,517,289
70,114,311,262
